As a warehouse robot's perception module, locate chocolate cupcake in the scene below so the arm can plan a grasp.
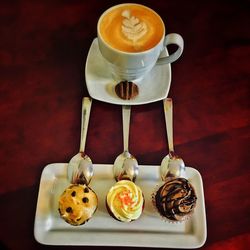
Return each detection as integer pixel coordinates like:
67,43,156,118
58,184,98,226
153,178,197,222
106,180,144,222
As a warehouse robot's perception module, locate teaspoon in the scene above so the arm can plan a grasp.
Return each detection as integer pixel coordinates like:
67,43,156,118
113,105,139,182
67,97,93,185
160,98,186,181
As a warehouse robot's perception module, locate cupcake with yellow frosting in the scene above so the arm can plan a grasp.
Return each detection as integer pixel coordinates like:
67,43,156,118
106,180,144,222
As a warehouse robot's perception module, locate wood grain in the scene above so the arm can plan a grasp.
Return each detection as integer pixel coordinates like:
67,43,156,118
0,0,249,249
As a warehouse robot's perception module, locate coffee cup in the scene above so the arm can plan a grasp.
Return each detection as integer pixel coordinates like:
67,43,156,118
97,3,184,82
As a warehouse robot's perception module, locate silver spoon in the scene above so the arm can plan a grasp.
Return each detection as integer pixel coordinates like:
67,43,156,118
67,97,93,185
113,105,139,182
160,98,186,181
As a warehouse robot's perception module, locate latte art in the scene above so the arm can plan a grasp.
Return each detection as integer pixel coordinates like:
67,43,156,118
121,10,148,47
98,4,164,52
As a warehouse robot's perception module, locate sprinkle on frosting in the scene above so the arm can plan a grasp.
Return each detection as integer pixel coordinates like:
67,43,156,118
106,180,143,222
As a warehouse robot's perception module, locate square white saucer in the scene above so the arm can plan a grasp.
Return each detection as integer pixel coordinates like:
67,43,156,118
34,163,207,248
85,38,171,105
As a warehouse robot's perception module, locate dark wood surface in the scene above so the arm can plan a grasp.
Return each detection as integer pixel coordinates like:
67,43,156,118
0,0,249,249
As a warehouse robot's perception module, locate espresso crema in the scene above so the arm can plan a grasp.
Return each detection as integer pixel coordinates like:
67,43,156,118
99,4,164,52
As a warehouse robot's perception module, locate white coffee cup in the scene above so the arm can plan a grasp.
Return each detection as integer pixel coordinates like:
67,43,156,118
97,3,184,82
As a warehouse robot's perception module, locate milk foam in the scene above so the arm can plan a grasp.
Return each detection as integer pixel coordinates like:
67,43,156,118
121,10,148,47
99,4,164,52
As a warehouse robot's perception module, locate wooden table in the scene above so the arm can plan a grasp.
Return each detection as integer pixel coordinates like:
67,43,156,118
0,0,249,249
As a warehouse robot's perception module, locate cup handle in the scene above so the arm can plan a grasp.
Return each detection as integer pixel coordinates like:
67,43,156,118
156,33,184,65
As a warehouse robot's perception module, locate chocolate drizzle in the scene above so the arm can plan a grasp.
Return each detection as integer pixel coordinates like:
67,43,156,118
155,178,197,221
115,80,139,100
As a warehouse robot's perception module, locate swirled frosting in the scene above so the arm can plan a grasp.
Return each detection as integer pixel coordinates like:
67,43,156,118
106,180,144,222
154,178,197,221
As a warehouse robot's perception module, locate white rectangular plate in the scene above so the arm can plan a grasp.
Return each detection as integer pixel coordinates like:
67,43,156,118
34,163,207,248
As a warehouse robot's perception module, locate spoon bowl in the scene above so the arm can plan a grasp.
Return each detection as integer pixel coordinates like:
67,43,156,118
160,153,185,180
114,151,138,182
67,97,93,185
68,152,93,185
113,105,139,182
160,98,186,181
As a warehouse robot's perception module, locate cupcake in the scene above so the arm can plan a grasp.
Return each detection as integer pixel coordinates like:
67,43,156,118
153,178,197,222
58,184,98,226
106,180,144,222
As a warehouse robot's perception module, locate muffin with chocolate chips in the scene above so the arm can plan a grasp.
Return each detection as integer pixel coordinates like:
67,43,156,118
58,184,98,226
152,178,197,222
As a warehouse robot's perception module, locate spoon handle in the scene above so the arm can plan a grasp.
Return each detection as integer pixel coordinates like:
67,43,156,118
163,98,174,153
122,105,131,152
79,97,92,153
